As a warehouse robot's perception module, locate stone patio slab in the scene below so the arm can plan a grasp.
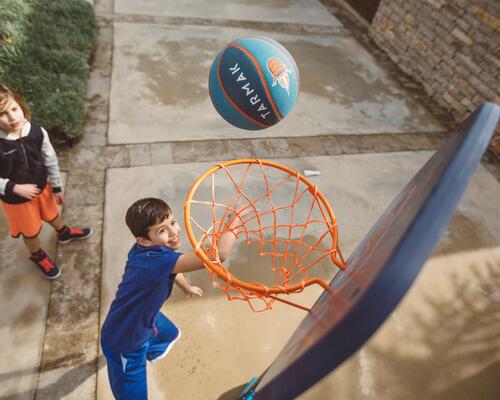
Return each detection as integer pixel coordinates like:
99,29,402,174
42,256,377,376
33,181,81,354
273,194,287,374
108,23,442,144
115,0,342,27
98,152,500,399
0,175,66,399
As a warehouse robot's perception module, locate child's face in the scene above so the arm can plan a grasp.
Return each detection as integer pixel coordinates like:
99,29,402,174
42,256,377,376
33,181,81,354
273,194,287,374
0,97,25,134
139,213,182,250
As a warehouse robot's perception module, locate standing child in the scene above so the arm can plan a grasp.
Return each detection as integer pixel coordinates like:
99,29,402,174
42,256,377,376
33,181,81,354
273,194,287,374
0,82,92,279
101,197,241,399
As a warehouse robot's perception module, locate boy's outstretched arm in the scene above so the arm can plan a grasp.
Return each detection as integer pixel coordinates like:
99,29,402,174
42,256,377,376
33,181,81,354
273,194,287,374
172,210,240,274
174,273,203,297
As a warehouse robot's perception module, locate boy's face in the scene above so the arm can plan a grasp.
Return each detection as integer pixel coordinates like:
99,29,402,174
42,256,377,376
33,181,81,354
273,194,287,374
0,98,25,134
138,213,181,250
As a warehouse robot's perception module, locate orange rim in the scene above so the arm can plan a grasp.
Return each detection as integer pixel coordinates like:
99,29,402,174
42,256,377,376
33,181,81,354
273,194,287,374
184,159,345,298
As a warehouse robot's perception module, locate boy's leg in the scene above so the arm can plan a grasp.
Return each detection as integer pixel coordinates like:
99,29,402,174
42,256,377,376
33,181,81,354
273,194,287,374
0,200,60,279
48,215,64,231
147,312,181,363
23,235,42,253
54,221,93,243
1,189,60,279
102,341,148,400
21,229,60,280
36,185,92,243
22,235,60,278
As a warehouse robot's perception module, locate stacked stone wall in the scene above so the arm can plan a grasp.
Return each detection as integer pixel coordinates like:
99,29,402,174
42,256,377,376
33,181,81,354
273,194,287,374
369,0,500,156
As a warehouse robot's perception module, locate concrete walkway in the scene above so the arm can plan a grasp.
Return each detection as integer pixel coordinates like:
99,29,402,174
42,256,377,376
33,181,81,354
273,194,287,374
1,0,499,399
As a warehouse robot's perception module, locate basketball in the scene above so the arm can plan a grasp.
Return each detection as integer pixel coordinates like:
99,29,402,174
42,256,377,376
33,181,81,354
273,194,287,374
209,35,300,130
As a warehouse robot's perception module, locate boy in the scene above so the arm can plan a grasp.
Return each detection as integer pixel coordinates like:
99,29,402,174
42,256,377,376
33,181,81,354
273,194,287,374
0,82,92,279
101,197,240,399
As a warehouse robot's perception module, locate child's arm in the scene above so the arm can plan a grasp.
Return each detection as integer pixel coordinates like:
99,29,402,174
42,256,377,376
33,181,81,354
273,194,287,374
12,184,41,199
0,178,40,199
0,178,9,196
40,127,63,204
172,210,240,274
174,273,203,297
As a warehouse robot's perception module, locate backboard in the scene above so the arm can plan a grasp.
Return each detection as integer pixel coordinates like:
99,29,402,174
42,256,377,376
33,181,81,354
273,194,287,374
239,103,500,399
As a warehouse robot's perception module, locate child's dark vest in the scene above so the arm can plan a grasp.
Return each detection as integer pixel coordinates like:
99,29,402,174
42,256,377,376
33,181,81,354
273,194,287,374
0,123,48,204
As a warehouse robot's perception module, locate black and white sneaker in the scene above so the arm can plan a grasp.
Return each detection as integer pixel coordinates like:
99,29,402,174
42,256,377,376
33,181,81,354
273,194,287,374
30,251,61,280
58,227,93,244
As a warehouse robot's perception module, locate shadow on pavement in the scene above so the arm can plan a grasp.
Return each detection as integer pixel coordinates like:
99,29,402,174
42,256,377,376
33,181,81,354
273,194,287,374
0,355,105,400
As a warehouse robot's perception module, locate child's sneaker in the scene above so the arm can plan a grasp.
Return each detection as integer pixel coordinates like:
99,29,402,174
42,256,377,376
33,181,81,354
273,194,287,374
58,227,93,244
30,251,61,280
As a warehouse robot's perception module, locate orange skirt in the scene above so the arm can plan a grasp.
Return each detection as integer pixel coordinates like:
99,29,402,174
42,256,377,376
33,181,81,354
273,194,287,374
1,184,59,238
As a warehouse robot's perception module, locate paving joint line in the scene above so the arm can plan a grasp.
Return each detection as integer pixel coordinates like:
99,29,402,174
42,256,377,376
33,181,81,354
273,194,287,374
58,132,449,170
98,13,351,36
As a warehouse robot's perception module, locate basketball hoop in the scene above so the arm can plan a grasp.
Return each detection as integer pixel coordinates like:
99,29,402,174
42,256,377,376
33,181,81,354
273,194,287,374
184,159,345,312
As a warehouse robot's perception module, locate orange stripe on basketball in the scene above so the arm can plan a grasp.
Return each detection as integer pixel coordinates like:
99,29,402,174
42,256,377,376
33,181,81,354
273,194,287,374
228,43,283,120
242,36,299,92
216,48,270,129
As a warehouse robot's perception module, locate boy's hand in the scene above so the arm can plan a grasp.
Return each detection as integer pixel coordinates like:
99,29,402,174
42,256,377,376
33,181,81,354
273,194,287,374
225,200,253,233
13,184,41,200
54,192,64,205
226,200,249,224
183,285,203,297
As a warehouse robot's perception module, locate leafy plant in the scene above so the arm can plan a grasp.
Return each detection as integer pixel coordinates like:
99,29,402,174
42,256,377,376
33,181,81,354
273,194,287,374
0,0,97,144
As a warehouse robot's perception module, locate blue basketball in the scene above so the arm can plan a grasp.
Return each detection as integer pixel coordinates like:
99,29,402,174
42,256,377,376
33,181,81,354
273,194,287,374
209,35,300,130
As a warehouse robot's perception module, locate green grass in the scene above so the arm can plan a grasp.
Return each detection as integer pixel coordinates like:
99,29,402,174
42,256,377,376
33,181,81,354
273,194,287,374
0,0,97,144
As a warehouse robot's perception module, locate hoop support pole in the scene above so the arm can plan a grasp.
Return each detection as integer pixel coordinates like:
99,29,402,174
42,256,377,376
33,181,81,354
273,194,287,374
267,295,311,312
310,278,332,292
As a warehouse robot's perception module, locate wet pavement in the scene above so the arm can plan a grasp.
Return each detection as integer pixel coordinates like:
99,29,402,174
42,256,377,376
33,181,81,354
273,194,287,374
109,23,440,144
1,0,499,399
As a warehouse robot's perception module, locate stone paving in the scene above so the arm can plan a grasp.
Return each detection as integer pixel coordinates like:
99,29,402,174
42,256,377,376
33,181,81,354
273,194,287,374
1,0,499,399
108,22,441,144
0,178,65,399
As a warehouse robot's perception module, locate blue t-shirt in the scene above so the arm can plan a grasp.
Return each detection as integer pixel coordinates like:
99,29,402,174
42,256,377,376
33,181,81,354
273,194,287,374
101,243,181,352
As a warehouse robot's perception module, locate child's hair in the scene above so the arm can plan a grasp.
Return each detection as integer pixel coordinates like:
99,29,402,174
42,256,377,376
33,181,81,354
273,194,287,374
0,82,31,119
126,198,172,239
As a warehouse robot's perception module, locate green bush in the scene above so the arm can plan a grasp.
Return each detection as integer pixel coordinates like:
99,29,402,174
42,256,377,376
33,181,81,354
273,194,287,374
0,0,96,144
30,47,90,79
0,0,30,75
35,91,86,143
29,0,97,54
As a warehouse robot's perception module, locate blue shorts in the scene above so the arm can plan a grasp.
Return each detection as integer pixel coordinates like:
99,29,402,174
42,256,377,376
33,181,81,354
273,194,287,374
101,312,180,400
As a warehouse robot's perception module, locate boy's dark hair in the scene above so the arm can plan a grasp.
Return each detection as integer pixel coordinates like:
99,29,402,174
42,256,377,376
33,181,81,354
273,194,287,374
126,198,172,239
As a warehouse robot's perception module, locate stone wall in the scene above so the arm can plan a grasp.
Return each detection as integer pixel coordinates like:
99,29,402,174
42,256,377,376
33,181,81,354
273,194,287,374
369,0,500,156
